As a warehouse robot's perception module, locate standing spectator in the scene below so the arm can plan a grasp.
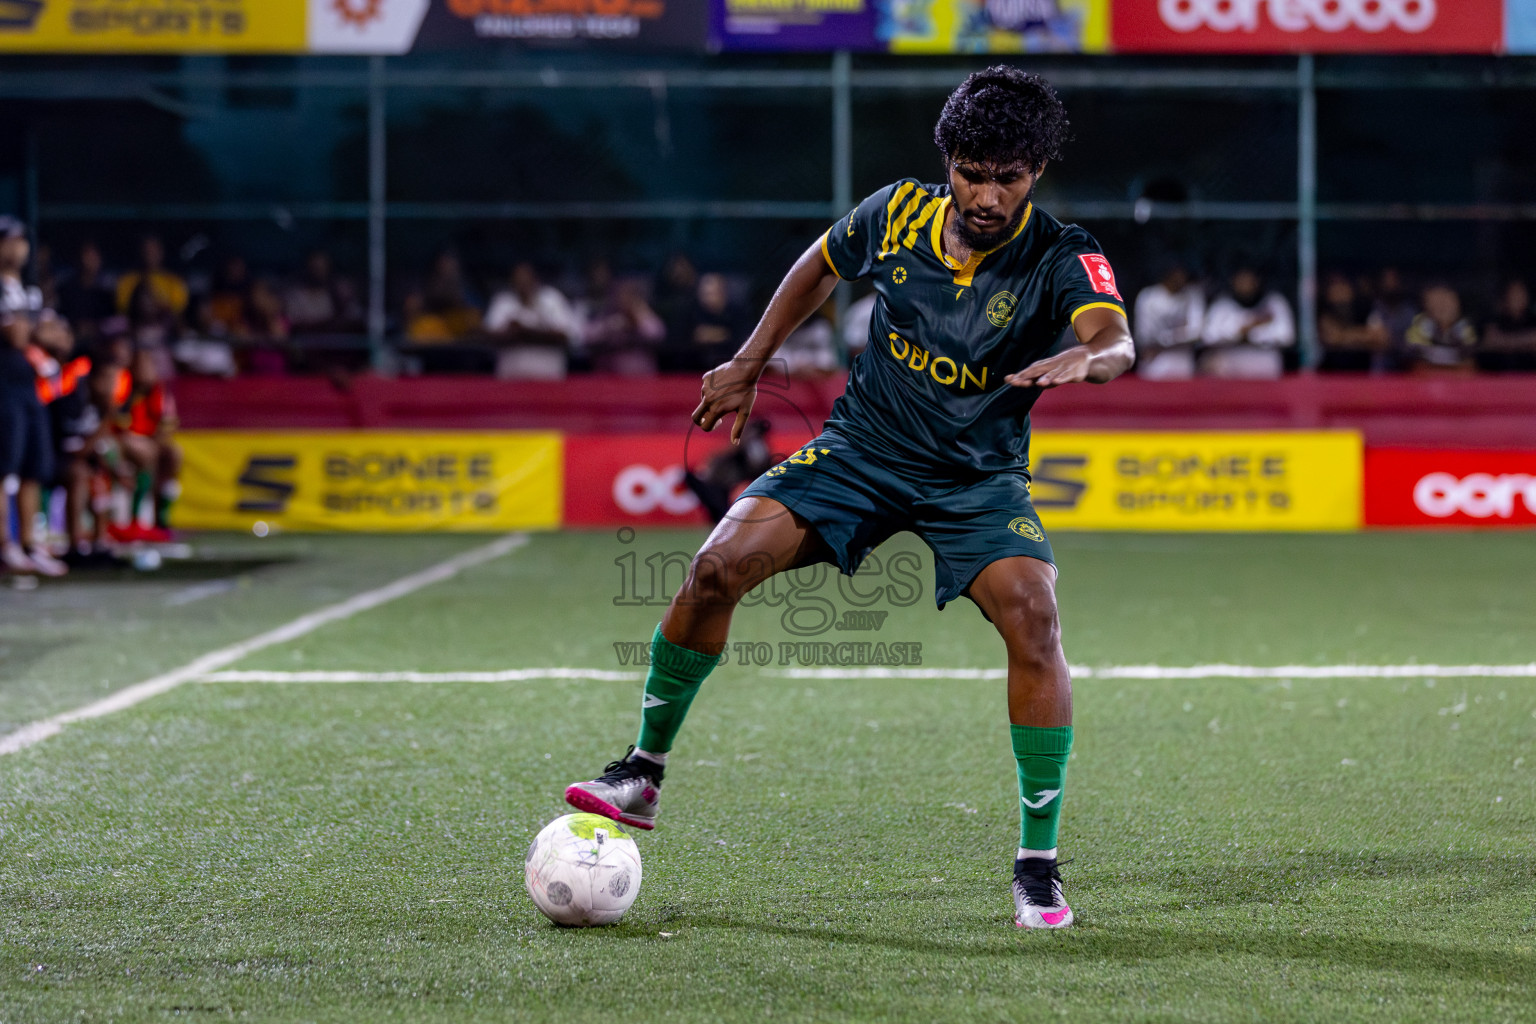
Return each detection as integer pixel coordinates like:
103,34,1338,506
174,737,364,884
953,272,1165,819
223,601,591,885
1367,266,1417,354
284,249,363,335
1200,266,1294,379
0,217,67,576
1479,278,1536,372
662,272,750,373
115,235,189,322
1132,260,1203,380
1403,283,1477,373
55,240,118,349
584,278,664,375
570,258,615,372
29,313,100,563
484,261,581,380
1317,271,1390,372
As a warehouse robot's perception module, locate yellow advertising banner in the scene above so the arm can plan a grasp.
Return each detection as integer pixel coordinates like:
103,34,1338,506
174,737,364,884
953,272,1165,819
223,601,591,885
178,431,562,532
886,0,1109,54
0,0,306,53
1030,431,1362,531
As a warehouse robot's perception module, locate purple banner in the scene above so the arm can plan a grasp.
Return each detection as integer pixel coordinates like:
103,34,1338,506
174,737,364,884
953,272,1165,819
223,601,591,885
711,0,879,51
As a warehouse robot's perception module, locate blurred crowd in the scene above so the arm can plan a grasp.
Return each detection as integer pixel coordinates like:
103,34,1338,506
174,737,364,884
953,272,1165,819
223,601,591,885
11,227,1535,385
1133,261,1536,379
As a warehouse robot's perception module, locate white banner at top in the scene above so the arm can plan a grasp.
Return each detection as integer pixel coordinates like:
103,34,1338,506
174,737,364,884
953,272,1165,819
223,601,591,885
309,0,431,53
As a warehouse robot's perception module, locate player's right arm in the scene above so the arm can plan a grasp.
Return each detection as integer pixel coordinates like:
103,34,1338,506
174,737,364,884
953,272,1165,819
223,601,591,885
693,185,895,444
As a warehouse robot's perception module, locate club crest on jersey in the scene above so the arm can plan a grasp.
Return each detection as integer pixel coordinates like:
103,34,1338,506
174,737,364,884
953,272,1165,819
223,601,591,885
891,266,908,284
1008,516,1045,541
986,290,1018,327
1078,253,1122,300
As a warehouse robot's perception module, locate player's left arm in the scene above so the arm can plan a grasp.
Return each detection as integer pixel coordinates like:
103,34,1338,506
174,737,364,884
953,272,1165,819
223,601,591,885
1005,306,1134,389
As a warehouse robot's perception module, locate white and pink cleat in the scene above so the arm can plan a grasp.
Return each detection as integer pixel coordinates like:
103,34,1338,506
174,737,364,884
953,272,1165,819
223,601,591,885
1012,857,1073,929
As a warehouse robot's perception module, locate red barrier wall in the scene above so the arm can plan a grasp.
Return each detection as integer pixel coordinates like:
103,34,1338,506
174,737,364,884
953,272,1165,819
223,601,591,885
176,373,1536,449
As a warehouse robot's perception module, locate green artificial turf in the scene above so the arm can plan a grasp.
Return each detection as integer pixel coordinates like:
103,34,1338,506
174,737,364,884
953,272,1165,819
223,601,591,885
1,530,1533,1023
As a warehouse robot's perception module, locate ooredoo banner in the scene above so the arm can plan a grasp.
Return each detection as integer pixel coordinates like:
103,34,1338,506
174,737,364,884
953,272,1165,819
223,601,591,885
178,431,563,532
1364,448,1536,527
564,432,786,527
1111,0,1504,53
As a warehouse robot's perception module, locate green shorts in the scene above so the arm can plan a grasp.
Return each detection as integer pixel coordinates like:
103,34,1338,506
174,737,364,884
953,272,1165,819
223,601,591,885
738,430,1054,610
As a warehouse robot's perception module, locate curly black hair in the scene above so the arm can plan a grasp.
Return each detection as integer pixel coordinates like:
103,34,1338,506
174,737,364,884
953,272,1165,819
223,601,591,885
933,66,1071,172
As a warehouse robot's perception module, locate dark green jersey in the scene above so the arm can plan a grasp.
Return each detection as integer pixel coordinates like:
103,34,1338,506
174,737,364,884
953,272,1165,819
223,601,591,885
819,178,1125,477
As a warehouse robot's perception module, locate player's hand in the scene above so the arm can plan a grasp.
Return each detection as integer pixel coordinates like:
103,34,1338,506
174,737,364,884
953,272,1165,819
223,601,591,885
1005,346,1093,389
692,357,760,445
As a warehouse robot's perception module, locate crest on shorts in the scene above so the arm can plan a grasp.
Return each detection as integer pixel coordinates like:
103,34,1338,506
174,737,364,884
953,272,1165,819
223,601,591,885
986,290,1018,327
1008,516,1044,542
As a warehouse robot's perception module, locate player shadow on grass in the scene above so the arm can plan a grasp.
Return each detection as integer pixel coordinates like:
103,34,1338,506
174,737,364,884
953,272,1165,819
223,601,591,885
677,850,1535,983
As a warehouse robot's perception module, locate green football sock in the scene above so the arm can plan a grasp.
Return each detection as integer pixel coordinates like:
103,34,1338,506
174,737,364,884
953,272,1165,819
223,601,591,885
1012,724,1072,853
132,471,152,524
636,624,721,755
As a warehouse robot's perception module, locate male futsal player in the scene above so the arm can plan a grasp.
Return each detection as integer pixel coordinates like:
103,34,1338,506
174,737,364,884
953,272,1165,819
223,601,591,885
567,67,1134,929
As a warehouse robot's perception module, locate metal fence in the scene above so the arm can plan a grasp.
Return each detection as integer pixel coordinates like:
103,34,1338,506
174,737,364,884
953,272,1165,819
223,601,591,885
4,52,1536,367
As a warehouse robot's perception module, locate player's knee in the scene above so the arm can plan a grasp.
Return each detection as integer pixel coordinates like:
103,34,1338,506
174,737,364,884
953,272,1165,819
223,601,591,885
992,579,1061,651
684,544,759,605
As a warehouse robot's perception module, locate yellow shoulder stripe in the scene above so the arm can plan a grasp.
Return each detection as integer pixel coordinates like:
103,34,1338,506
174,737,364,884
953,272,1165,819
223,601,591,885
885,190,928,254
901,197,942,250
1069,301,1126,323
879,182,919,256
819,230,846,280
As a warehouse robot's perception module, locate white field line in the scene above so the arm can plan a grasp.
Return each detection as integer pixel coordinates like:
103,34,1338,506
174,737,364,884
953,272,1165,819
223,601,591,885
0,533,529,757
775,664,1536,681
200,668,642,683
180,662,1536,685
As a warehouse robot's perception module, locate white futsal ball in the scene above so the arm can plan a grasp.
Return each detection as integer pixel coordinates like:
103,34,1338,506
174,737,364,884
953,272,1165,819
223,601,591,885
525,813,643,926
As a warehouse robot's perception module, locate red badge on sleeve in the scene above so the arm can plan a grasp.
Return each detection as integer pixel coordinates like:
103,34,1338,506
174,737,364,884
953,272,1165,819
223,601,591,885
1077,253,1122,301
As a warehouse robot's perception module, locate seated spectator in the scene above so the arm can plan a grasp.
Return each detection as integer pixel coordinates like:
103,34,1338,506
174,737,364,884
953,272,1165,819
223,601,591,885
484,261,580,380
1367,266,1416,353
655,252,699,344
584,278,664,376
570,258,614,373
204,255,252,338
126,280,179,382
426,249,482,337
115,234,188,323
662,273,750,373
1200,266,1295,379
1403,283,1477,373
1479,278,1536,372
779,299,839,378
284,249,363,335
54,240,118,349
107,345,182,542
1317,271,1390,372
1133,260,1203,380
243,278,291,375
